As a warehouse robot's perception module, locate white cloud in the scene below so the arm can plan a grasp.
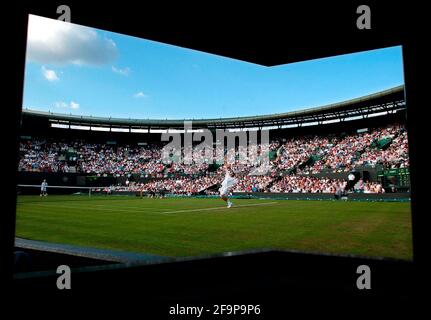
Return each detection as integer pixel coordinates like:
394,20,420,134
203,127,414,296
54,101,80,109
27,15,117,65
112,66,131,76
134,92,147,98
41,66,59,81
70,101,80,109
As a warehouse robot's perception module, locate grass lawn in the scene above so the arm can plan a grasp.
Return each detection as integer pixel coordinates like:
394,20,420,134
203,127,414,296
15,195,413,260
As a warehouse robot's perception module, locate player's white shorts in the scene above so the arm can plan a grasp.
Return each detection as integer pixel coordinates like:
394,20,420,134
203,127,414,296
219,186,232,197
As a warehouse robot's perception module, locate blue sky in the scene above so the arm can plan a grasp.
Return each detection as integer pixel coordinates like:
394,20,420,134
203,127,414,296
23,15,404,119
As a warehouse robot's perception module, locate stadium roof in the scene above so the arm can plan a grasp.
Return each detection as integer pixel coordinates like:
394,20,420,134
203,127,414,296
22,85,405,130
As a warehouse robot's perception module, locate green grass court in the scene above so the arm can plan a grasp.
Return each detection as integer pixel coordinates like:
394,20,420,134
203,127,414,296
15,195,413,260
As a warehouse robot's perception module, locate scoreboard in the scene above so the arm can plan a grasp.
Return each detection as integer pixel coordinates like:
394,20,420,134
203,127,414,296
377,167,410,189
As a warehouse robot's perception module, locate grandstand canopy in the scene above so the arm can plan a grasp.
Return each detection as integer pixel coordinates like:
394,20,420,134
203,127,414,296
22,85,405,131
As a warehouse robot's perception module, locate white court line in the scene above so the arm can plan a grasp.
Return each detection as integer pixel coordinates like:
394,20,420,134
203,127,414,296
25,203,164,214
161,202,278,214
22,201,278,216
93,204,159,210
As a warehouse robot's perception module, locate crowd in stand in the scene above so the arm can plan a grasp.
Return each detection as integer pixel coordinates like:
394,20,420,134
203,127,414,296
98,173,385,195
19,140,71,173
356,126,409,169
269,176,345,193
18,124,407,194
129,175,221,195
353,179,385,193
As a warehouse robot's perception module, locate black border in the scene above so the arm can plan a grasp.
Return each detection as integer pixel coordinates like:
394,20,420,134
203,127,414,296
5,1,426,315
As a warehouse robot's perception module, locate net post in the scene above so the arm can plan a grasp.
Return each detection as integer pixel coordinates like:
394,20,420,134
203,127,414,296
89,188,91,198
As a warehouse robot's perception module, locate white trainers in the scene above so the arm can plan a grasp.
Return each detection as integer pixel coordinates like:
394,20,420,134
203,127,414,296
227,201,232,208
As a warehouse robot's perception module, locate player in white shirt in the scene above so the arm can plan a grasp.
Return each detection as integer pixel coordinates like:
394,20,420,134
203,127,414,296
219,163,238,208
40,179,48,197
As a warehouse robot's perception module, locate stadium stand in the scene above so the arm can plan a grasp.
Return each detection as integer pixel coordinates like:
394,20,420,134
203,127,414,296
18,123,407,194
17,86,409,196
